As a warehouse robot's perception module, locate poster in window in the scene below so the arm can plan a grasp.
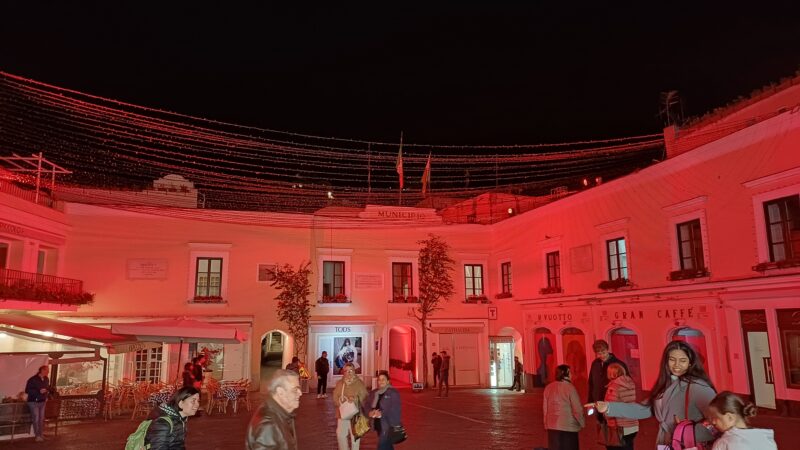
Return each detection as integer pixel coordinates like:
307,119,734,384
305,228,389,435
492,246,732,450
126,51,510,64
333,337,362,375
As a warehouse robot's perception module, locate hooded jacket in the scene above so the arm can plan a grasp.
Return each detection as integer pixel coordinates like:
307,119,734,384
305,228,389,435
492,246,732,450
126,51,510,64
246,396,297,450
604,375,638,429
144,403,188,450
711,427,777,450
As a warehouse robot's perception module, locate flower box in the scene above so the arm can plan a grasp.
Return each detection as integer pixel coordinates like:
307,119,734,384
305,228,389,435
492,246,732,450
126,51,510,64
752,259,800,272
321,293,350,303
539,286,563,295
668,268,709,281
192,295,224,303
598,278,631,291
494,292,513,300
465,294,490,304
392,295,419,303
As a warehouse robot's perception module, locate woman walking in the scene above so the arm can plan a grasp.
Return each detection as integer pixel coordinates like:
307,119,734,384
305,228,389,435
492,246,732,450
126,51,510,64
368,370,402,450
145,386,201,450
333,362,368,450
543,364,585,450
594,340,717,448
603,362,638,450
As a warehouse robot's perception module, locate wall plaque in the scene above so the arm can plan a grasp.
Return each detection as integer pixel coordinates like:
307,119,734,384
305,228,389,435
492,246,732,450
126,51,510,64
126,259,168,280
570,244,593,273
354,273,384,290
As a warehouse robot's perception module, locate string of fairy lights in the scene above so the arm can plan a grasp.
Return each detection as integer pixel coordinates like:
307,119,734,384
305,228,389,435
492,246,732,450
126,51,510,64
0,70,667,218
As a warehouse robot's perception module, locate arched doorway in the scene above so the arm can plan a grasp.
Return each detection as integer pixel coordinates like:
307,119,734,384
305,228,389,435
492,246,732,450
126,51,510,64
561,327,588,400
260,330,292,390
670,327,708,364
533,327,556,387
388,325,416,387
610,327,642,390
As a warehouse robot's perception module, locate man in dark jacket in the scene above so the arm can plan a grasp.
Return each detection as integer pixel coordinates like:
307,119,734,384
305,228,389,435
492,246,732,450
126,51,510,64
25,365,50,442
587,339,629,422
315,351,330,398
431,352,442,388
247,369,301,450
508,356,524,391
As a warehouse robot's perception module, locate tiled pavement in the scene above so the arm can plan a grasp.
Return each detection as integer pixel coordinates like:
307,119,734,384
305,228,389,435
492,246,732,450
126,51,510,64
2,388,792,449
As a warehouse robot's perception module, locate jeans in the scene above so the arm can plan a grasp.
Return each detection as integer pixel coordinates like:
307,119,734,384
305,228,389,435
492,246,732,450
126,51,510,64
433,370,440,387
337,418,359,450
27,401,46,438
438,370,449,396
318,375,328,394
377,431,394,450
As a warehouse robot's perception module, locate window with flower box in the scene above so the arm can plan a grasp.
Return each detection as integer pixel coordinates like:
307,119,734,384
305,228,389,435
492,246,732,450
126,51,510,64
392,262,413,302
606,238,628,281
546,251,561,289
500,262,512,294
464,264,484,299
322,261,345,297
195,257,223,299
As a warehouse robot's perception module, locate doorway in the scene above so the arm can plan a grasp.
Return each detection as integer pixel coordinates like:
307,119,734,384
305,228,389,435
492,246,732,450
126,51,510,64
439,333,480,385
260,330,288,390
740,310,776,409
610,327,642,391
389,326,416,386
489,337,514,388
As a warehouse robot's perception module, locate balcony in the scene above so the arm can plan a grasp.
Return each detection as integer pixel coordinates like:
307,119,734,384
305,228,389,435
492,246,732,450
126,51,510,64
0,268,93,306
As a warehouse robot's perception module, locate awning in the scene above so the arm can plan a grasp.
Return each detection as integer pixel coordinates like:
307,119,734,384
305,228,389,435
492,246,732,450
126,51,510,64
0,312,159,354
111,318,248,344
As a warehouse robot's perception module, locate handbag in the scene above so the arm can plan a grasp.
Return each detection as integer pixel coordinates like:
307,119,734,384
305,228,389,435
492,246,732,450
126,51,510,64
389,424,407,444
597,422,624,447
350,413,370,440
338,391,358,420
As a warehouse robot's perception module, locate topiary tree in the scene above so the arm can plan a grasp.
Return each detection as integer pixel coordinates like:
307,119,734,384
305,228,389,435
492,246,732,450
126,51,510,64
412,234,455,387
272,262,312,361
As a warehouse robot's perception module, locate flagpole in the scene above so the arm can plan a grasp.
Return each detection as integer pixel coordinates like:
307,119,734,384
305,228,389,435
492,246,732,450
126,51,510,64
398,131,403,206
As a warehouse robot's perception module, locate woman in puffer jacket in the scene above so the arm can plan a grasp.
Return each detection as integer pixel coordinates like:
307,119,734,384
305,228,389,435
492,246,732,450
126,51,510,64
604,363,638,450
145,386,201,450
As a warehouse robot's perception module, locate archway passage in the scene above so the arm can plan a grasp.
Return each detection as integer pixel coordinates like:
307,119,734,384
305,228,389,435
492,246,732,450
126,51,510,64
388,326,416,387
610,327,642,390
261,330,289,389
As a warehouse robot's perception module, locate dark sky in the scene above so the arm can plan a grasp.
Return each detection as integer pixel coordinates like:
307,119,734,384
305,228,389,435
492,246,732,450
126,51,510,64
1,2,799,146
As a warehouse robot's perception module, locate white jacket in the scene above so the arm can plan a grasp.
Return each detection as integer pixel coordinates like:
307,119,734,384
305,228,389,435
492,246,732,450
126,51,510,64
711,427,777,450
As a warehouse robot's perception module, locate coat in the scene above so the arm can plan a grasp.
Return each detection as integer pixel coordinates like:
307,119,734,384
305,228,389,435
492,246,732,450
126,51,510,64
145,404,189,450
604,375,638,429
25,374,49,402
606,377,716,445
315,357,329,376
587,353,628,403
246,396,297,450
711,427,777,450
332,377,368,419
543,380,585,432
368,386,402,439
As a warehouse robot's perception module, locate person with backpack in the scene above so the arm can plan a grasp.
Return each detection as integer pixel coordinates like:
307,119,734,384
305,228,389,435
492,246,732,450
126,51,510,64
707,391,778,449
143,386,201,450
593,341,717,449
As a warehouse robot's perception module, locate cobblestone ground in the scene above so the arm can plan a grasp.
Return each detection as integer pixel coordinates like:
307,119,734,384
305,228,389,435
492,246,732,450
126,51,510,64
1,388,792,449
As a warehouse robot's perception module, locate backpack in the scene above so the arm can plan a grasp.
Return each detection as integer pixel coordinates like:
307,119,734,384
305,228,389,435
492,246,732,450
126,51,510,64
125,416,174,450
669,383,713,450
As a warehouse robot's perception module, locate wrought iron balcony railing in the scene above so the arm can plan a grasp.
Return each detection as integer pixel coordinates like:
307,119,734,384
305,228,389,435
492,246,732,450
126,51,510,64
0,268,93,305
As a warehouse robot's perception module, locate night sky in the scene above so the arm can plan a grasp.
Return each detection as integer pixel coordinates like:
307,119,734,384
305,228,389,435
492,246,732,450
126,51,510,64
3,3,799,146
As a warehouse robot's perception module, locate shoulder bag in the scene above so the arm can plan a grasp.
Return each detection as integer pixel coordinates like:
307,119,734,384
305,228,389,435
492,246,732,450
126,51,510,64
338,389,358,420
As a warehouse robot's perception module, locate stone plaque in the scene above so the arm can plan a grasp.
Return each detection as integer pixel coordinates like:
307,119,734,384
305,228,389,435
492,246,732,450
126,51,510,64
570,244,593,273
354,273,384,290
126,259,168,280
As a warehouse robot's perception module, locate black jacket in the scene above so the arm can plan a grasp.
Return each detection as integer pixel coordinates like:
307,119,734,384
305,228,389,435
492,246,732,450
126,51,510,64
145,404,188,450
25,374,49,402
246,396,297,450
587,353,629,403
315,357,329,375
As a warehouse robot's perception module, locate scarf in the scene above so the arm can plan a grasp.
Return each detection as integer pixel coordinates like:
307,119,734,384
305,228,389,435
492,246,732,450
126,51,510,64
371,383,391,409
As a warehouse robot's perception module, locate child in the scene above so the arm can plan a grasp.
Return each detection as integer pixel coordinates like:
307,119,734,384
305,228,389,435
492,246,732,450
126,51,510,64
708,391,777,450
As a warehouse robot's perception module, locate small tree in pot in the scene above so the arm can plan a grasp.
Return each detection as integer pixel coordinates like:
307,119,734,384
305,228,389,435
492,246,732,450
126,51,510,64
412,234,455,388
272,262,313,361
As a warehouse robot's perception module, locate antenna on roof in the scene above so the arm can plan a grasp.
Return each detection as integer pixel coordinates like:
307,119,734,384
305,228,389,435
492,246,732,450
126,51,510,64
659,90,684,127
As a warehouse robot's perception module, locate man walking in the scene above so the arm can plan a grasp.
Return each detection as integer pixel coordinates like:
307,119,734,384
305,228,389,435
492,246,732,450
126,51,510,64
587,339,628,422
315,351,330,398
508,356,524,392
25,365,50,442
247,369,302,450
437,350,450,398
431,352,442,388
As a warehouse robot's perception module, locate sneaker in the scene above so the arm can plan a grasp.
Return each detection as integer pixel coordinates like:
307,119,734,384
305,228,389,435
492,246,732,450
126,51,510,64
35,437,45,442
322,393,328,398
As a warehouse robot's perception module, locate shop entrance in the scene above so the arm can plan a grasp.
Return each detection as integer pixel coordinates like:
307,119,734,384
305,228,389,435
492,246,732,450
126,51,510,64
610,327,642,390
489,337,514,388
440,333,480,385
389,326,416,386
740,310,776,409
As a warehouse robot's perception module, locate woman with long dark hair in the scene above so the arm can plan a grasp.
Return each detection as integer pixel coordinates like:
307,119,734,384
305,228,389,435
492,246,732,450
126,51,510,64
543,364,585,450
145,386,201,450
593,340,717,447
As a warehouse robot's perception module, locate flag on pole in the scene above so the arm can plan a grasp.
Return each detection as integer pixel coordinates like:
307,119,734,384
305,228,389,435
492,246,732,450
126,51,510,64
421,153,431,195
396,135,404,190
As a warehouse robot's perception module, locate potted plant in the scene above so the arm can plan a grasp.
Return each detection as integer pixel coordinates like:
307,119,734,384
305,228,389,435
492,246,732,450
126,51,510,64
322,293,349,303
539,286,562,295
668,268,709,281
598,278,631,290
192,295,223,303
494,292,513,300
466,294,490,303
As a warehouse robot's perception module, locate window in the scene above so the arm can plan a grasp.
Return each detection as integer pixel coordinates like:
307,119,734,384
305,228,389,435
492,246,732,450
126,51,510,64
606,238,628,280
501,262,512,294
0,243,8,269
134,346,163,383
778,309,800,389
36,249,46,274
764,195,800,262
677,219,705,270
392,262,413,299
546,251,561,288
323,261,345,296
195,257,223,298
464,264,484,297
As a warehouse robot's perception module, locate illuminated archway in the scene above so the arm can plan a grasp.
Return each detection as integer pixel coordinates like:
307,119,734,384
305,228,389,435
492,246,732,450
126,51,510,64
609,327,642,389
260,329,293,390
388,325,416,386
561,327,588,399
